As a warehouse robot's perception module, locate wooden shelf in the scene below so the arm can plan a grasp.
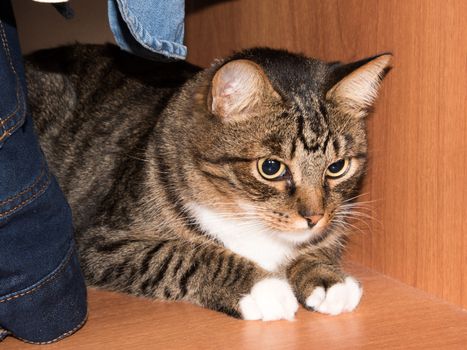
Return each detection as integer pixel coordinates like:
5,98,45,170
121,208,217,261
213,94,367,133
3,263,467,349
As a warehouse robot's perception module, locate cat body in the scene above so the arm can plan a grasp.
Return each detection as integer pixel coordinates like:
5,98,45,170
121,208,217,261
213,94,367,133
25,44,390,320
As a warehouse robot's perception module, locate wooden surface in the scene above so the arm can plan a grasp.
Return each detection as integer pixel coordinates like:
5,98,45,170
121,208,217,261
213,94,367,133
3,263,467,349
185,0,467,309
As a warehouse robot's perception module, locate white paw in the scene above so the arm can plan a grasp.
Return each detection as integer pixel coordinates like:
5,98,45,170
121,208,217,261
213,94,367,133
239,278,299,321
305,276,362,315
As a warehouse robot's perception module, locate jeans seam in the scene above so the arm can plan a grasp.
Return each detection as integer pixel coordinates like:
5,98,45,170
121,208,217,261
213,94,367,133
0,243,75,303
0,20,26,142
0,244,88,344
0,163,46,206
115,0,186,59
0,169,51,219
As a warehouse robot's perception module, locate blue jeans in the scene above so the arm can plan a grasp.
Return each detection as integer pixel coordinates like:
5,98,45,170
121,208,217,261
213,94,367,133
108,0,187,60
0,1,87,344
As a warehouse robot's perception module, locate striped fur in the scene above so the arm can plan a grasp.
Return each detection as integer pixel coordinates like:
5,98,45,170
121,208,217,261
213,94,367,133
25,44,390,319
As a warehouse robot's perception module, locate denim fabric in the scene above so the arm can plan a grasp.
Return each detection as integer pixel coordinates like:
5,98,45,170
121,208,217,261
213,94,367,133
0,1,87,343
108,0,187,60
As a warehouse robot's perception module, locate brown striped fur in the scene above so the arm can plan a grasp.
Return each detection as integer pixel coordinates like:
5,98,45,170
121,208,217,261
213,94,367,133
25,44,391,318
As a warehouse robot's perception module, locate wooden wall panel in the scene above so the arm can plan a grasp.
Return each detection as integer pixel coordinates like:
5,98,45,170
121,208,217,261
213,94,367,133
13,0,115,54
186,0,467,308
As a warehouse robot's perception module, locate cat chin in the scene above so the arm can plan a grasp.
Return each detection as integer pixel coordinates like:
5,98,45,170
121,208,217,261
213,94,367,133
272,229,317,244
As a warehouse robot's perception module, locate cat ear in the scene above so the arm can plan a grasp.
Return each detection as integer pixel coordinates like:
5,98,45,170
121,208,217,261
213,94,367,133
326,54,392,117
210,59,278,120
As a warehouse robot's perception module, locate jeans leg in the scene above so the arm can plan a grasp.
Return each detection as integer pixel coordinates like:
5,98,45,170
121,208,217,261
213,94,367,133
0,0,87,343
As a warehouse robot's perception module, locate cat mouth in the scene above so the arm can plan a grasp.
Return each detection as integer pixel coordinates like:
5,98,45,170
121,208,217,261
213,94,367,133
269,212,329,232
265,216,330,244
272,227,322,244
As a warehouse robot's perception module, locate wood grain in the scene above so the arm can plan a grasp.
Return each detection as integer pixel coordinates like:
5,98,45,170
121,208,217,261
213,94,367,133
185,0,467,309
3,263,467,349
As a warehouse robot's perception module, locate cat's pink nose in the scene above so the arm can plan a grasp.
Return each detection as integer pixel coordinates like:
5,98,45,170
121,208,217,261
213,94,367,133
309,214,323,225
299,209,324,228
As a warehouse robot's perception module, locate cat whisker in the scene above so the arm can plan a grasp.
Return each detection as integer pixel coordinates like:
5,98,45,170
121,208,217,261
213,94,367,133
339,202,378,211
336,206,381,227
331,218,366,235
341,192,372,204
334,215,372,232
336,209,376,220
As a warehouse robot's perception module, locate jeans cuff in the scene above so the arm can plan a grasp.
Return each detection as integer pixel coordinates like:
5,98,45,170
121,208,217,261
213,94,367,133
0,243,88,344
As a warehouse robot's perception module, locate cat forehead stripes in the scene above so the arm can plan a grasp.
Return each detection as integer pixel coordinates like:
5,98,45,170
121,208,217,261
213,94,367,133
291,94,331,155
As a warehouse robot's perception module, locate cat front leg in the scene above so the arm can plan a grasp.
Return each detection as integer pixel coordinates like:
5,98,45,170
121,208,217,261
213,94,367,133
286,249,362,315
77,229,298,320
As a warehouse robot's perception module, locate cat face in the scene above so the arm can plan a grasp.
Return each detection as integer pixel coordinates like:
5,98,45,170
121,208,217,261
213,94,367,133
188,50,391,245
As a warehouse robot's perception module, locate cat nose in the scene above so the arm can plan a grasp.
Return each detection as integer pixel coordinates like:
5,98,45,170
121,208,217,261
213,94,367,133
299,209,324,228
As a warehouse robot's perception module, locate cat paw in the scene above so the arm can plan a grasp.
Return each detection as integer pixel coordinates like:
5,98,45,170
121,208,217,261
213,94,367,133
305,276,362,315
239,278,299,321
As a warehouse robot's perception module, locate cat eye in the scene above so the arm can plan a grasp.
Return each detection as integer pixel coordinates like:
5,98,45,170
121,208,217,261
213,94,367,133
257,158,287,180
326,158,351,178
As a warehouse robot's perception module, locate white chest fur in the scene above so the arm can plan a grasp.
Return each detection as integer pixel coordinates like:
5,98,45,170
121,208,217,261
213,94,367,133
188,203,296,272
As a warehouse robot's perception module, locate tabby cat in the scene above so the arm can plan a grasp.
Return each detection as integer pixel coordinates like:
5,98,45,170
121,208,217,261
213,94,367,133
25,44,391,320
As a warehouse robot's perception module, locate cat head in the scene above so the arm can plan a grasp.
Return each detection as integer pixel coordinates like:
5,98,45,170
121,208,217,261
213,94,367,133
181,48,391,245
